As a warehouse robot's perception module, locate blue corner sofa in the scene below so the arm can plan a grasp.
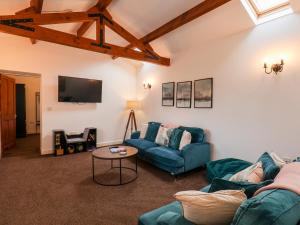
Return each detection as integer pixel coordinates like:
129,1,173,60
124,122,211,176
138,158,300,225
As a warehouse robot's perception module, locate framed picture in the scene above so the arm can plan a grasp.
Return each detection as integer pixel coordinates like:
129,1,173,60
162,82,175,106
176,81,192,108
194,78,213,108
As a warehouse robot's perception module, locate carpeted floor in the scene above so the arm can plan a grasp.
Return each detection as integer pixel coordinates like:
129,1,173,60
0,136,208,225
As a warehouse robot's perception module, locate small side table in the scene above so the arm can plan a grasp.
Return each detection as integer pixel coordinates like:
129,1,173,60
92,146,138,186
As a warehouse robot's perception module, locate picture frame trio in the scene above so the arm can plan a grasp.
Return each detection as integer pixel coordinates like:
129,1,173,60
162,78,213,108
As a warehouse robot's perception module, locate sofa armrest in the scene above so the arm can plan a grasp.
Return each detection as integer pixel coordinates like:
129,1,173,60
180,143,211,172
157,212,195,225
130,131,141,139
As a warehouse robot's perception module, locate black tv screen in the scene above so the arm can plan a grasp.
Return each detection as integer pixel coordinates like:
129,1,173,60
58,76,102,103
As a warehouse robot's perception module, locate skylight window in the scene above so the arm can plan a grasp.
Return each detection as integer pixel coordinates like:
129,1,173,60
250,0,290,15
241,0,293,25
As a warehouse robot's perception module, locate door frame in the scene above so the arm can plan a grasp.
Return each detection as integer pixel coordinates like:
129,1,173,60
0,70,42,158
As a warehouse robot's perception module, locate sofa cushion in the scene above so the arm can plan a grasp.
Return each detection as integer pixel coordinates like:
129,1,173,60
179,131,192,150
209,178,273,198
257,152,280,180
155,126,173,146
144,146,184,168
229,162,264,183
138,201,182,225
145,122,161,142
206,158,253,182
178,126,205,143
125,138,158,151
168,128,184,150
232,189,300,225
157,211,195,225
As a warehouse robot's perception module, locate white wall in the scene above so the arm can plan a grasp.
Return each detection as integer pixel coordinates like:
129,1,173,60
0,35,137,154
136,13,300,162
7,75,40,134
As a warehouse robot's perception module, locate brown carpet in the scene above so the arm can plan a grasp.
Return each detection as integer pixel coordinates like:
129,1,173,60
0,136,208,225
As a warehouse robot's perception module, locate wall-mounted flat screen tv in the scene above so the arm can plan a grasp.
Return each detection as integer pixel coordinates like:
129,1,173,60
58,76,102,103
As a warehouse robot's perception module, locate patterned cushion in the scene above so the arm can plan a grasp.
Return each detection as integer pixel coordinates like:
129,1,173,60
229,162,264,183
179,130,192,150
155,126,173,146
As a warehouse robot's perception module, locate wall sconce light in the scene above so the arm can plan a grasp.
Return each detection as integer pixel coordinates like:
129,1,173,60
264,59,284,75
143,83,152,90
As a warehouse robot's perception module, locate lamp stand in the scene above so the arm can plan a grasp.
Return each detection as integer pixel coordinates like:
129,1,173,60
123,109,137,142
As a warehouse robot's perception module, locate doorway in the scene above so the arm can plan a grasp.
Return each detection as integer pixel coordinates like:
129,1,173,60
0,72,41,158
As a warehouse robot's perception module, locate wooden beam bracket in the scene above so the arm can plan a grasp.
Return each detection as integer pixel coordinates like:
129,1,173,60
0,18,35,31
88,13,113,24
91,42,111,49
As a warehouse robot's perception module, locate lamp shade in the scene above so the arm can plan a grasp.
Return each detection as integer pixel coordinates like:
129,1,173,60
126,100,141,110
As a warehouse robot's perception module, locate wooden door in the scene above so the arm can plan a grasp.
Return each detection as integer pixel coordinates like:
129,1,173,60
0,75,16,150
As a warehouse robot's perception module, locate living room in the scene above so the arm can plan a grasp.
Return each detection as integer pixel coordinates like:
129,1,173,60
0,0,300,225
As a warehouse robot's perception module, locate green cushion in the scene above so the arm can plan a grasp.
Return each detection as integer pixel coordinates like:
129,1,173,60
143,146,184,168
178,126,204,143
257,152,280,180
208,178,273,198
124,138,158,151
168,128,184,150
145,122,161,142
206,158,253,182
232,189,300,225
157,212,195,225
139,201,182,225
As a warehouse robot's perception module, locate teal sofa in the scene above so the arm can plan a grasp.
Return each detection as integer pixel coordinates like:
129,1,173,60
124,122,211,176
138,158,300,225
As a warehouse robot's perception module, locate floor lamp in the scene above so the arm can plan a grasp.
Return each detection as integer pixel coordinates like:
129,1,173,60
123,100,140,142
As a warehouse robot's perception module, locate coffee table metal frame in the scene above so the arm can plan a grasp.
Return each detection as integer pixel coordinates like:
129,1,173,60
92,148,138,186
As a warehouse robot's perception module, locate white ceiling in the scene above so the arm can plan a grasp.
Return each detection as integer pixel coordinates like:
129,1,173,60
0,0,299,59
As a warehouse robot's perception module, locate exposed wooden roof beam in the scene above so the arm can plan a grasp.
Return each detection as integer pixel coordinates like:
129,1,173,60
102,10,160,59
16,0,44,44
77,0,112,37
113,0,231,59
0,12,170,66
30,0,44,13
0,12,99,25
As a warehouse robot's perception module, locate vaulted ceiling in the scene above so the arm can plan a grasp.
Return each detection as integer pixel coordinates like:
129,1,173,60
0,0,299,65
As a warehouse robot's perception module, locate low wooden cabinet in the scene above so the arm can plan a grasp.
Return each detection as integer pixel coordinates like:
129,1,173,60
53,128,97,156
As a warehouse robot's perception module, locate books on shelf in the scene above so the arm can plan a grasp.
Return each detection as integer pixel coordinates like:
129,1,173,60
109,146,126,153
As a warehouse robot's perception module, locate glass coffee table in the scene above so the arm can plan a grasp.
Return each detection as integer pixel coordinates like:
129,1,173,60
92,146,138,186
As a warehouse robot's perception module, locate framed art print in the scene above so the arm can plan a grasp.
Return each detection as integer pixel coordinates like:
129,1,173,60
176,81,192,108
162,82,175,106
194,78,213,108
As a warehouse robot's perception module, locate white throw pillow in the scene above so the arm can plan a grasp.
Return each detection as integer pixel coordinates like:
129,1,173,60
174,190,246,225
155,126,169,146
140,123,148,139
229,162,264,183
179,131,192,150
270,152,286,168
